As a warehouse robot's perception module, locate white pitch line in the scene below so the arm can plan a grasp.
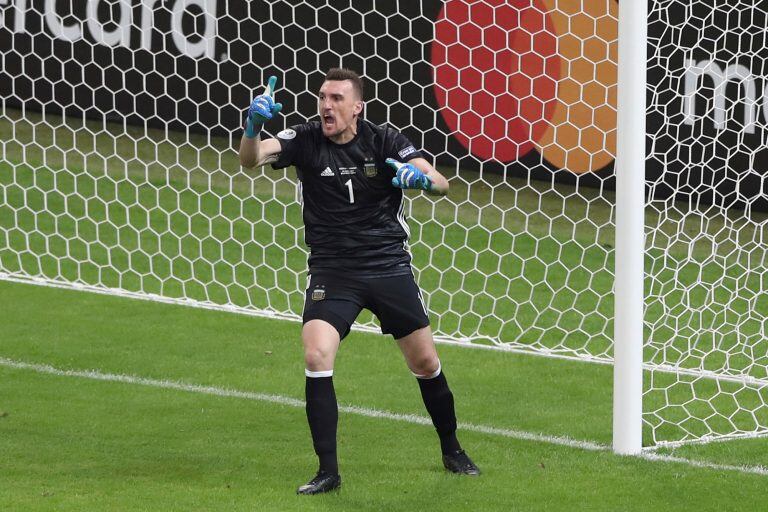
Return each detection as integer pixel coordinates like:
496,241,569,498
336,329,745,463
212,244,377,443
638,452,768,475
5,274,768,389
1,356,767,477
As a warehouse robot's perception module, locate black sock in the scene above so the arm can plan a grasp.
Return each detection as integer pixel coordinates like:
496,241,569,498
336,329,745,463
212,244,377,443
417,371,462,454
305,375,338,475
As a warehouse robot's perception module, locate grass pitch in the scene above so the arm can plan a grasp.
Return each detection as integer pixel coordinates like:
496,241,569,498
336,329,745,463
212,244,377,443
2,279,768,512
2,108,768,508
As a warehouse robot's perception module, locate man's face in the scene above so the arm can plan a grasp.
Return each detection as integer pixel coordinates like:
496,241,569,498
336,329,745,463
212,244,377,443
318,80,363,139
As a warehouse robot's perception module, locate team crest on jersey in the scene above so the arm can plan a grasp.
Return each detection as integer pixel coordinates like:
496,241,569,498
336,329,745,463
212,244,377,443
312,286,326,301
277,128,296,140
364,158,377,177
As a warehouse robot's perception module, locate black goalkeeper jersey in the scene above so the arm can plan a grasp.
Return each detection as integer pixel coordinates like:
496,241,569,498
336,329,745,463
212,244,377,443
271,118,424,276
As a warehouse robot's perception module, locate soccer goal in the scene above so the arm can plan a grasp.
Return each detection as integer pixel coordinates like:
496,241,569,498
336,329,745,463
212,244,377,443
1,0,766,454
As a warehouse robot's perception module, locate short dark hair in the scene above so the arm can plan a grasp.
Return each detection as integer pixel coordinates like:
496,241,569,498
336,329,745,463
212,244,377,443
324,68,364,100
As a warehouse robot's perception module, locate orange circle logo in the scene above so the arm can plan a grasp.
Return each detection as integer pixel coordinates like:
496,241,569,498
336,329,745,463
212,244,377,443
432,0,618,173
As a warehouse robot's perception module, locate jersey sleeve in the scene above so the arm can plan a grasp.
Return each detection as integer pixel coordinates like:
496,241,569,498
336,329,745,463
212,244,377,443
270,123,314,170
382,127,425,162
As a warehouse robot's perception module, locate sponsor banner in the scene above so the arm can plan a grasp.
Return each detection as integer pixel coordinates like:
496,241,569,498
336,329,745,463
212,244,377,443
1,1,766,211
0,0,234,132
646,3,768,212
433,0,617,174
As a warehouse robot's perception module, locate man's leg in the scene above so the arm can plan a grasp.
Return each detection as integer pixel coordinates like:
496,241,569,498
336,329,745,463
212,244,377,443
397,326,480,475
298,319,342,494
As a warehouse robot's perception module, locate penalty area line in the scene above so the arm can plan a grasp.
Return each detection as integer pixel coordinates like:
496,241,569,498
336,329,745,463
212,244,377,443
1,356,767,477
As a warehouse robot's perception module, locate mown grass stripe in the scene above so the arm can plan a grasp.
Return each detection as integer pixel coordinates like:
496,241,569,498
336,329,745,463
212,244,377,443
2,356,767,477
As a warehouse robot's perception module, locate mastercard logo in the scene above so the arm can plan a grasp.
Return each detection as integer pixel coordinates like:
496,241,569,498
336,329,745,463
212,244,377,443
431,0,618,173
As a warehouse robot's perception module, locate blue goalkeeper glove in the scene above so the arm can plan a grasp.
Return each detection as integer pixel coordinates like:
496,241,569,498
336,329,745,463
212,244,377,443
386,158,433,191
244,75,283,138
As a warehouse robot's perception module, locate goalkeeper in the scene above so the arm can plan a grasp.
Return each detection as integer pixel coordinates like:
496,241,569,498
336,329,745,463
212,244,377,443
239,68,479,495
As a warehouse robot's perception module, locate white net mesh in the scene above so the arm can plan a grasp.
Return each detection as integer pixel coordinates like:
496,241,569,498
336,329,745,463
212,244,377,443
644,0,768,446
0,0,766,448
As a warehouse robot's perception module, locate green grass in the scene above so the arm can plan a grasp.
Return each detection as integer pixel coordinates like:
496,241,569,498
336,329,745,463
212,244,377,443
2,279,768,511
1,107,768,445
0,107,620,353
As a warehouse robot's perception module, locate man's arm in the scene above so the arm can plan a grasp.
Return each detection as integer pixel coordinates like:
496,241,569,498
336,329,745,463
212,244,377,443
408,157,449,196
239,135,282,169
238,75,284,169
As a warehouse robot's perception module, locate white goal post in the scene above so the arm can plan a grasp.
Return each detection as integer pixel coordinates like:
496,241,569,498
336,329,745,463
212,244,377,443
1,0,767,453
613,0,646,455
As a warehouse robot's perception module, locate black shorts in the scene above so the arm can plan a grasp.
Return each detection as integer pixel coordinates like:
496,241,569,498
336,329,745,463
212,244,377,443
302,271,430,340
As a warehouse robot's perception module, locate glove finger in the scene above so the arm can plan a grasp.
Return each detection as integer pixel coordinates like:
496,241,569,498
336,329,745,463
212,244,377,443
391,176,401,188
257,99,274,117
272,102,283,114
254,108,272,120
385,158,400,170
266,75,278,97
252,94,270,106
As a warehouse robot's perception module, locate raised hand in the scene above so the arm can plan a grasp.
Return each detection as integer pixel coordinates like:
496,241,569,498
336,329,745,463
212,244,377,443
245,75,283,138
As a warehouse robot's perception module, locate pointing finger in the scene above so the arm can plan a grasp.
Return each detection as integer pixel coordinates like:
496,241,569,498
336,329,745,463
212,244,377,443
385,158,401,170
264,75,278,97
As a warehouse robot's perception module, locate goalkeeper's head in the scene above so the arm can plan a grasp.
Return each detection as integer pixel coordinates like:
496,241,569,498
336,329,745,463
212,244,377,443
318,68,364,141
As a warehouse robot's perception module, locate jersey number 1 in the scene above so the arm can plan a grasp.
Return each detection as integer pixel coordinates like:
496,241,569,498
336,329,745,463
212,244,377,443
344,179,355,204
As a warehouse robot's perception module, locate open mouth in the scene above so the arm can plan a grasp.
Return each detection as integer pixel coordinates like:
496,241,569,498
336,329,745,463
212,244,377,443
323,114,335,129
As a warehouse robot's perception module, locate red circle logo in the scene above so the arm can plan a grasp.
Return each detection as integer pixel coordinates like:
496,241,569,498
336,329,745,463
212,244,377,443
432,0,618,173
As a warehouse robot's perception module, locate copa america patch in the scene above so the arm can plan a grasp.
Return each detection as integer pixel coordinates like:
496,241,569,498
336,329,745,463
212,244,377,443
312,287,326,301
398,146,417,159
277,128,296,140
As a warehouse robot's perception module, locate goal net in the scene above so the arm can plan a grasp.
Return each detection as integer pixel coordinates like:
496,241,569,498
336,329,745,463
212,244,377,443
1,0,766,449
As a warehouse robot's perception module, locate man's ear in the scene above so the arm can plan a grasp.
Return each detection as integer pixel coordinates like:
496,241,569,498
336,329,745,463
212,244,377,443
354,100,364,116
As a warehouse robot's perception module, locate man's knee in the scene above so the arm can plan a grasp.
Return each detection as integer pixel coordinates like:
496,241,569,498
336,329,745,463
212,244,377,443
397,327,441,378
304,346,336,371
303,320,340,371
409,355,441,378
